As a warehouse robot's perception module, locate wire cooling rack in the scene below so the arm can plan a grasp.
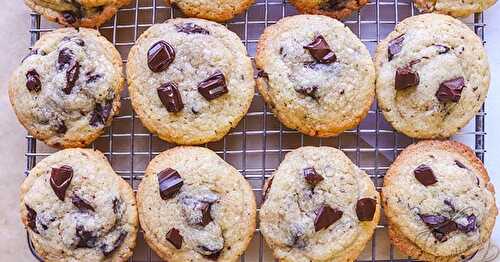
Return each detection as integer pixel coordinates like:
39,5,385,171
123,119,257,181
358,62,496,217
26,0,487,261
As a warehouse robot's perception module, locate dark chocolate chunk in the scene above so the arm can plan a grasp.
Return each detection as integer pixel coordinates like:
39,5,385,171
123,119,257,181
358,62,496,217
57,48,75,71
199,245,223,260
414,164,437,186
295,86,318,98
303,35,336,64
200,203,212,227
314,205,343,231
157,168,184,200
101,231,128,256
76,225,97,248
26,69,41,93
419,214,447,225
50,165,73,201
320,0,348,10
166,228,182,249
112,198,121,214
73,38,85,47
62,11,78,24
388,35,404,61
148,40,175,73
257,69,269,79
203,250,222,260
176,23,210,35
25,204,39,234
356,198,377,221
303,167,323,186
419,214,458,242
436,77,465,103
455,160,466,169
71,195,95,212
89,101,113,127
63,61,80,94
395,66,419,90
197,70,228,100
457,214,477,233
55,120,67,134
444,199,455,212
85,72,102,84
435,44,450,54
157,82,184,113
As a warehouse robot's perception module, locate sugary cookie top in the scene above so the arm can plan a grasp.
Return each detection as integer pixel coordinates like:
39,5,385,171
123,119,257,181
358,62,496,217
20,149,137,262
126,18,254,145
9,28,124,148
256,15,375,137
137,147,256,262
375,14,489,139
260,146,380,261
383,141,497,258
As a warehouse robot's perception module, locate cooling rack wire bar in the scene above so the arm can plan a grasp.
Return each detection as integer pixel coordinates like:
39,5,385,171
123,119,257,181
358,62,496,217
26,0,486,261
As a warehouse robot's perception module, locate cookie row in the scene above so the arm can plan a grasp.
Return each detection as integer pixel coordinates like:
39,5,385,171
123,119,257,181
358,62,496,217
24,0,497,27
20,140,496,261
9,14,490,148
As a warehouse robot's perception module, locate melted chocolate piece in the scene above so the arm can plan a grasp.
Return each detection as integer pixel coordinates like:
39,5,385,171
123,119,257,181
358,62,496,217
89,101,113,127
303,35,336,64
112,198,121,214
176,23,210,35
57,48,75,71
314,205,343,231
203,250,222,260
55,120,67,134
85,72,102,84
435,44,450,54
455,160,467,169
436,77,465,103
257,69,269,79
157,168,184,200
200,245,223,260
63,61,80,94
101,231,128,256
395,66,419,90
457,214,477,233
197,71,228,100
76,225,97,248
200,203,212,227
356,198,377,221
71,195,95,212
148,40,175,73
414,164,437,186
388,35,404,61
320,0,348,10
303,167,323,186
62,11,78,24
26,69,41,93
419,214,458,242
444,199,456,212
157,82,184,113
295,86,318,98
50,165,73,201
166,228,182,249
25,204,39,234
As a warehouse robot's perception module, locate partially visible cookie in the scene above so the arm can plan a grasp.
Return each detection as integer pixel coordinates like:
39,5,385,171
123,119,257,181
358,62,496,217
260,146,380,261
136,146,257,262
256,15,375,137
289,0,369,19
166,0,254,22
24,0,131,28
9,28,125,148
374,14,490,139
382,140,497,261
413,0,497,17
20,148,138,262
127,18,255,145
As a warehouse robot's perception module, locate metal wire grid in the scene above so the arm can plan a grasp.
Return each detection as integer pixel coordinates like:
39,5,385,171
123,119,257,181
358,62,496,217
25,0,487,261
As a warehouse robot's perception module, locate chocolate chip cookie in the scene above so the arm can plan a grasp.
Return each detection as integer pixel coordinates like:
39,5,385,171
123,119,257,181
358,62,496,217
260,146,380,261
9,28,124,148
20,148,138,261
256,15,375,137
24,0,130,28
382,140,497,261
413,0,497,17
136,146,257,261
166,0,255,22
374,14,490,139
289,0,370,19
127,18,255,145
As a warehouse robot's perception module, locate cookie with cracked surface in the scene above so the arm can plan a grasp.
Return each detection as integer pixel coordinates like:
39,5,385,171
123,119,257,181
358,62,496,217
289,0,370,19
20,148,138,262
9,28,124,148
256,15,375,137
136,146,257,261
382,140,497,261
374,14,490,139
413,0,497,17
260,146,380,261
24,0,130,28
166,0,255,22
127,18,255,145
